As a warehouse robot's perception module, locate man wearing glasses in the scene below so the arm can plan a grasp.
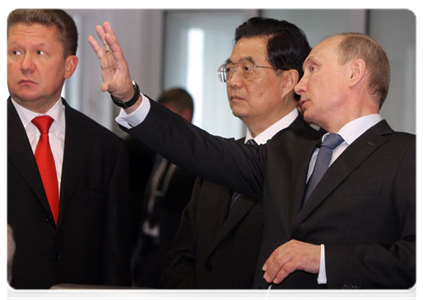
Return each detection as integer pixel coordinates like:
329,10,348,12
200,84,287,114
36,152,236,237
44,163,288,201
162,17,320,288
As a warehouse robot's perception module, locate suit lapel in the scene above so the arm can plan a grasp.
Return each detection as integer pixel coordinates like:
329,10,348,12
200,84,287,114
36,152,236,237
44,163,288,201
291,121,392,232
57,99,94,227
267,118,322,235
287,139,320,227
7,99,52,214
203,137,256,257
207,194,258,256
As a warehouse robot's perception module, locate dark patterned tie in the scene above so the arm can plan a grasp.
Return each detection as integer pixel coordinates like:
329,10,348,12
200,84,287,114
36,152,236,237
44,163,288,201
229,139,258,209
304,133,344,204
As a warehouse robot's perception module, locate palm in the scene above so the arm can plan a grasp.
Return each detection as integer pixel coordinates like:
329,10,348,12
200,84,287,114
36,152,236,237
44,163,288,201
88,22,133,99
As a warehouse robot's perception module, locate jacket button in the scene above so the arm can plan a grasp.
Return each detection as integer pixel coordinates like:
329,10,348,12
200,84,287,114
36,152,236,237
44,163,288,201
53,253,61,260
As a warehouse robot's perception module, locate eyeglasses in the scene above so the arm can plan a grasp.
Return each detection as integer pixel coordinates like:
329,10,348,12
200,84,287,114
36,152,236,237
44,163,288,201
217,60,275,83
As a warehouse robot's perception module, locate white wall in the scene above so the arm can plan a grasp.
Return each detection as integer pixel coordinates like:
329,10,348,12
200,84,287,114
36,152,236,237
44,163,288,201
63,9,416,136
65,9,164,137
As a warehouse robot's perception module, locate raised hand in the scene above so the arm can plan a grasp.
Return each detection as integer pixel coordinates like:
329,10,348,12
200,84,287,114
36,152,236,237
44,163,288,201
88,22,137,104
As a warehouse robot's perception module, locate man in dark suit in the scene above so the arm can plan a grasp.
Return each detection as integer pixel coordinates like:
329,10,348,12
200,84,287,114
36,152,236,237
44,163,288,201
90,22,415,289
163,18,320,289
131,88,196,288
7,9,131,289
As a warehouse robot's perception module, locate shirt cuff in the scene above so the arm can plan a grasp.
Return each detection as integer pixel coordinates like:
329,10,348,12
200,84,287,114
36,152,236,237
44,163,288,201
317,244,327,284
115,93,151,129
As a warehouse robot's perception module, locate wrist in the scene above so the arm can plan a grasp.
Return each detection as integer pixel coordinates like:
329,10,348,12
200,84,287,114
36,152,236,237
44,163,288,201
110,81,140,109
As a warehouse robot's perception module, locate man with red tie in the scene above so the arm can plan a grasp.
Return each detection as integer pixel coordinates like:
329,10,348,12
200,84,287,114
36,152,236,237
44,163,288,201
7,9,131,289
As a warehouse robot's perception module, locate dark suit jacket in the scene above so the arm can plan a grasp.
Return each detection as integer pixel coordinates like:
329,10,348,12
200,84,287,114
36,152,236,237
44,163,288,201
125,99,415,289
163,115,321,289
8,98,132,289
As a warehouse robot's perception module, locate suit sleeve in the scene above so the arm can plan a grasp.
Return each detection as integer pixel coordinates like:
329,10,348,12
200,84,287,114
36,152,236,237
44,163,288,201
125,99,266,201
163,177,204,288
325,141,415,289
101,141,132,286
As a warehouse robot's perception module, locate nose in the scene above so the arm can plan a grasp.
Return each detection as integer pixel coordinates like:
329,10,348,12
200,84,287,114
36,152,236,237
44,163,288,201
294,75,307,96
20,53,35,73
227,69,243,89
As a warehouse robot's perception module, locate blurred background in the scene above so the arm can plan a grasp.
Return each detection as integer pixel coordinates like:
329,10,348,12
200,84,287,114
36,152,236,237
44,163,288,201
65,9,416,138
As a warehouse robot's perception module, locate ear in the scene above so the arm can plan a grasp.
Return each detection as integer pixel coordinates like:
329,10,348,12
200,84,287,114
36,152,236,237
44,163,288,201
64,55,79,79
348,58,366,87
280,69,299,99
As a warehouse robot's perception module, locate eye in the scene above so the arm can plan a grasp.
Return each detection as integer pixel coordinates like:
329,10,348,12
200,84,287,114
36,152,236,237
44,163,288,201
37,50,45,55
242,63,253,72
11,50,21,55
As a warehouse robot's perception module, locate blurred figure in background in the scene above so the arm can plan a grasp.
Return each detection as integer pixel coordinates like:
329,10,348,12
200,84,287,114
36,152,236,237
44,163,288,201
131,88,196,288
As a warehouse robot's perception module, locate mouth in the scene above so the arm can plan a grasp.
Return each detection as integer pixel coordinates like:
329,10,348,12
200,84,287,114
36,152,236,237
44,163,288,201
230,95,245,102
300,99,309,108
18,79,36,86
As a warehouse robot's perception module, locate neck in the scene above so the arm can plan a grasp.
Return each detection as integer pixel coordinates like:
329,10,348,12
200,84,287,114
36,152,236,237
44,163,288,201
244,100,297,137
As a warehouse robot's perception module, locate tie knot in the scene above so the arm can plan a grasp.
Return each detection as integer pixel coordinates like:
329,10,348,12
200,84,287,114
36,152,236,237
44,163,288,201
246,139,258,146
32,116,54,134
321,133,344,150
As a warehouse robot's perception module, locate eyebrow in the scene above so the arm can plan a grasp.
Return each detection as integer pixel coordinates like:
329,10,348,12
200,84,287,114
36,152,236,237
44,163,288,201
226,56,256,65
302,56,315,69
8,40,49,49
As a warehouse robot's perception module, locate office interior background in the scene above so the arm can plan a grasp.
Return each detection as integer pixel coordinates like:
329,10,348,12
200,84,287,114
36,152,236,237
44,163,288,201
65,9,416,139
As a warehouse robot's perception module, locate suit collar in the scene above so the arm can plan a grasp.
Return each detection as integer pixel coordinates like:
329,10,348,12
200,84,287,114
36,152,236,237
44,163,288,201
207,193,259,257
245,108,299,145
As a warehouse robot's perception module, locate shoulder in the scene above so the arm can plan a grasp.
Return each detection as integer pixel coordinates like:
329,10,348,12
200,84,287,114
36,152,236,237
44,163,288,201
65,103,125,148
370,120,415,147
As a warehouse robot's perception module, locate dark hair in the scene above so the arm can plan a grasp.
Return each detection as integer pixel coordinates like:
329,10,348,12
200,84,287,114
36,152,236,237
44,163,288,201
235,17,311,100
7,9,78,57
158,88,194,115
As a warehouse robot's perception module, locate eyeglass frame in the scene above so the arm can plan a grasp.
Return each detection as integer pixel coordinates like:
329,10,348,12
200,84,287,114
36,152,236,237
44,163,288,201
217,59,277,83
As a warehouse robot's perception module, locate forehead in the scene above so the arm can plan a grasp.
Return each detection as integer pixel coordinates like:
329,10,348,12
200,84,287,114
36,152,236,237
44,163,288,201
229,36,269,63
304,36,342,65
8,23,60,45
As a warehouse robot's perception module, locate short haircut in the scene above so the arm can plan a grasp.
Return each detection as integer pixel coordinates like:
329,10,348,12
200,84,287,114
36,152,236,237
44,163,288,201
235,17,311,100
7,9,78,58
335,33,390,107
158,88,194,115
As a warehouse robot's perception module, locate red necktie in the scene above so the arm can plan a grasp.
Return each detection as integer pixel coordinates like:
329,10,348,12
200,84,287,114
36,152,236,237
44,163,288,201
32,116,59,224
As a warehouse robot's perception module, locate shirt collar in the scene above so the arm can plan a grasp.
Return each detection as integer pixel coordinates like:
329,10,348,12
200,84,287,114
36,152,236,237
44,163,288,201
331,114,383,146
245,108,299,145
11,98,66,133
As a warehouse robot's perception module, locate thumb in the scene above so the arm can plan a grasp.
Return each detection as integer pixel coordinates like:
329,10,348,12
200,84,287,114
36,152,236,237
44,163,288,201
100,81,110,93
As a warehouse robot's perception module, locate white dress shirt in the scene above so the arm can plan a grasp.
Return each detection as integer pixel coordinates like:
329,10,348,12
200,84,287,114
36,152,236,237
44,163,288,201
245,108,298,145
11,98,66,193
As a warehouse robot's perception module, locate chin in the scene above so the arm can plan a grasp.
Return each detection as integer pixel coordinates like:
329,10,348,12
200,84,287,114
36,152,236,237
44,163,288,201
303,110,313,123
